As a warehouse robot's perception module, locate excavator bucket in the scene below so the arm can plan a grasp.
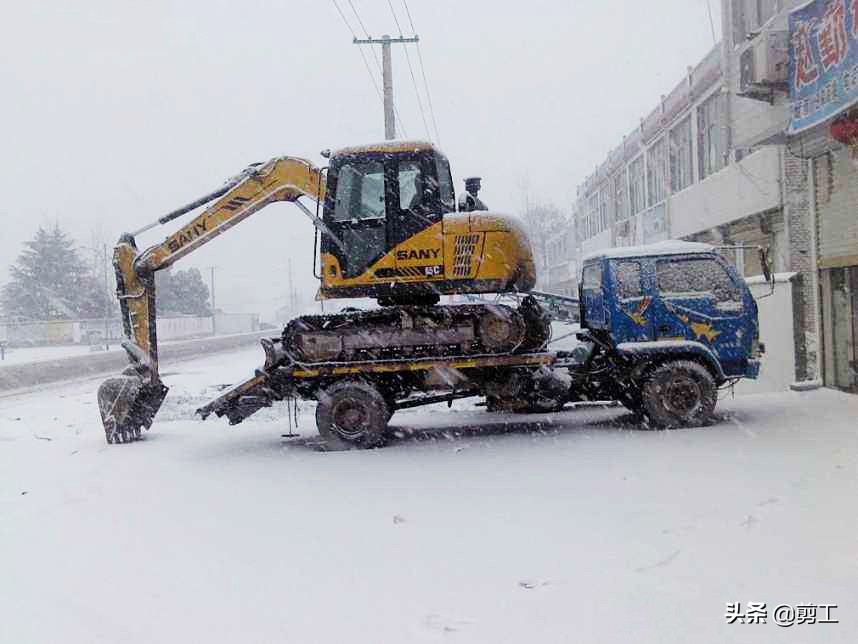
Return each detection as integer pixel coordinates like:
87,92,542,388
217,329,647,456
97,342,168,444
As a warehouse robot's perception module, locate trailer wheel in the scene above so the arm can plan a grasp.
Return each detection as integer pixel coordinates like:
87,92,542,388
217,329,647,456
316,381,390,450
640,360,716,429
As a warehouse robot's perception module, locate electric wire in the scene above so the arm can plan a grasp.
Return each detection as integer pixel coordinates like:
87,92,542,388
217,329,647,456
386,0,431,141
704,0,717,46
401,0,442,145
331,0,384,104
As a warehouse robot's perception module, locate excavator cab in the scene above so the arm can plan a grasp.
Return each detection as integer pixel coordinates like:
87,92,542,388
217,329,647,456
319,142,457,301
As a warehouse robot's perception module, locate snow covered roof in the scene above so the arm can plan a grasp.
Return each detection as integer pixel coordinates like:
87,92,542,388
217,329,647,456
333,140,437,156
583,240,715,262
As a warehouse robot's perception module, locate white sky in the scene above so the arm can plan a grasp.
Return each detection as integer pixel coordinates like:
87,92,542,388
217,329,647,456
1,0,722,320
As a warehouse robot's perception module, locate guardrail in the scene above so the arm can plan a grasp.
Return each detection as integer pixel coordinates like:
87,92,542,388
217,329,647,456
0,331,271,393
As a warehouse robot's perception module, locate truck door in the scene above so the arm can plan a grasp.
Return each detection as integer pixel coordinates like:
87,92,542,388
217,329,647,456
580,261,608,330
608,259,653,342
323,159,388,279
652,255,748,369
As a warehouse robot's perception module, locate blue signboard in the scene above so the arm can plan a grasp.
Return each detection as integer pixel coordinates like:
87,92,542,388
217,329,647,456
788,0,858,134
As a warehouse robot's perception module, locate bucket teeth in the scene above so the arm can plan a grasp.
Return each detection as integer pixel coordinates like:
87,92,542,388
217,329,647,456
98,374,168,445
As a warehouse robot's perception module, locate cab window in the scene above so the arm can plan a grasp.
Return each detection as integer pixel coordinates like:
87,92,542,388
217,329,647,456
582,263,602,290
333,161,386,222
611,260,642,299
398,161,423,212
657,257,740,303
435,155,455,212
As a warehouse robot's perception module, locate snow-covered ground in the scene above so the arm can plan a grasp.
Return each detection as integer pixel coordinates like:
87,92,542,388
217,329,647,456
1,345,856,643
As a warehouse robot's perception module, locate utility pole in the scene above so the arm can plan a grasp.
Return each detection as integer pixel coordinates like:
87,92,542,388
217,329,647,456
353,34,419,139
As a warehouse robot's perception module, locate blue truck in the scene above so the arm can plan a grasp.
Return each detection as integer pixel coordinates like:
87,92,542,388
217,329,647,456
563,240,766,427
201,241,768,447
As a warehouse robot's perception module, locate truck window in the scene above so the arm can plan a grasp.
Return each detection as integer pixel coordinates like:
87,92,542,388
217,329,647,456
657,257,740,303
582,263,602,290
611,260,642,299
333,161,386,222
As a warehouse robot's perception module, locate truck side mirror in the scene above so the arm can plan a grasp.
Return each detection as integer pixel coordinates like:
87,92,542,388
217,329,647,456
759,247,773,284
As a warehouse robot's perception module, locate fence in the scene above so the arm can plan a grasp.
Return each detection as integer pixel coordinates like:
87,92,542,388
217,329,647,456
1,313,259,348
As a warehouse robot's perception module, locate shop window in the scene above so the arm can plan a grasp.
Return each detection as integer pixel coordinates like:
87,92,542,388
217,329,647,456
647,137,669,206
698,93,726,180
629,156,646,215
670,117,694,192
613,170,627,222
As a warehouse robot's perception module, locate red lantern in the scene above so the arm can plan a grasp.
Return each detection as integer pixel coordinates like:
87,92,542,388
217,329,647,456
830,114,858,146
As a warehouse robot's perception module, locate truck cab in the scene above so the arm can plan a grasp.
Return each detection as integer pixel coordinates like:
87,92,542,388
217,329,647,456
572,241,765,427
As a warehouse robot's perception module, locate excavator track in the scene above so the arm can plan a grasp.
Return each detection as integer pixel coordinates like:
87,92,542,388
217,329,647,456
283,296,551,364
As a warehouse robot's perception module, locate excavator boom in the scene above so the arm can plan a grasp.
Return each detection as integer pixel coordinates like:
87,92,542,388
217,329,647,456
98,156,326,443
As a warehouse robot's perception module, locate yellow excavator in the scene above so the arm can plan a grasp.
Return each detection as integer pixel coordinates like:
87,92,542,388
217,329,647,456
98,141,554,447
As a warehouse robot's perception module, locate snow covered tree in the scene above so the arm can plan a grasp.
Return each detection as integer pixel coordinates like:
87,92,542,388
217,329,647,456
0,225,111,321
155,267,211,316
522,202,567,278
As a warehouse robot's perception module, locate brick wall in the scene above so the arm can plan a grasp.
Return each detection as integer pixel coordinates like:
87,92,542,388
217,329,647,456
781,151,819,382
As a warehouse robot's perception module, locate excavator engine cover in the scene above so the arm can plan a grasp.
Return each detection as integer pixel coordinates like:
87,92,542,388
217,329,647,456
97,368,168,444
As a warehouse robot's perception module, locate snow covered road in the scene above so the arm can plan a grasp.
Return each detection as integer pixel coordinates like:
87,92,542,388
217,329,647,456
1,346,857,643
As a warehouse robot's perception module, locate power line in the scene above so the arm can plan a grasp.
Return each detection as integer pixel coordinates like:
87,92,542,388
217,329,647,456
401,0,442,145
347,0,382,73
704,0,717,46
386,0,431,140
332,0,381,100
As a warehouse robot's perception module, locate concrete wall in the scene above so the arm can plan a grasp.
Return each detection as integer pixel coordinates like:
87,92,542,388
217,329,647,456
0,330,270,393
670,146,782,238
736,274,798,395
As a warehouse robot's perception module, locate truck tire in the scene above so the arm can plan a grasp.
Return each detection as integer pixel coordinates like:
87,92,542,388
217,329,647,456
640,360,716,429
316,381,390,450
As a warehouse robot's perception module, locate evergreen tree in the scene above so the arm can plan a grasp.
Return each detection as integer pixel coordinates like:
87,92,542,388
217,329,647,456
155,267,211,316
1,225,110,321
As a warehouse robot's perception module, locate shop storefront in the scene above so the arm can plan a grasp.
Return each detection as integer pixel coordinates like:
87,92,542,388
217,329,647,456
787,0,858,392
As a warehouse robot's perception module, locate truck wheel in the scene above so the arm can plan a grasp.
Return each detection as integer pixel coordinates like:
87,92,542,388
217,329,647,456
640,360,716,429
316,381,390,450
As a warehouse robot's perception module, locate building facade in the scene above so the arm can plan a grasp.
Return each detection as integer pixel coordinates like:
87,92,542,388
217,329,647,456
562,0,847,389
783,0,858,392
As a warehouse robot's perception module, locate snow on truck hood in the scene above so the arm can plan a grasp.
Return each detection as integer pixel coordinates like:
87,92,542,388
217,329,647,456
583,240,715,262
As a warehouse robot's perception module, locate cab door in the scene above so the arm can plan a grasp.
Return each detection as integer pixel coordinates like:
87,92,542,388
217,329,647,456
390,154,444,278
651,255,749,369
322,158,389,279
608,258,654,343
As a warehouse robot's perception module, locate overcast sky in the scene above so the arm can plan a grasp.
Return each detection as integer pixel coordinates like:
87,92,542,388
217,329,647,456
1,0,722,320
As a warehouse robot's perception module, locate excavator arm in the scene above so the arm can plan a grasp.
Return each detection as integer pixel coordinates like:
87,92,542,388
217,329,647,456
98,156,327,443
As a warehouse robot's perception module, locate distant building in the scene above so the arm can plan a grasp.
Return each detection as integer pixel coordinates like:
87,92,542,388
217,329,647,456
544,215,577,296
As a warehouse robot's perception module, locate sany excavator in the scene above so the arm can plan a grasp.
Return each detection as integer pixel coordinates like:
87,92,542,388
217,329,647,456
97,141,557,447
